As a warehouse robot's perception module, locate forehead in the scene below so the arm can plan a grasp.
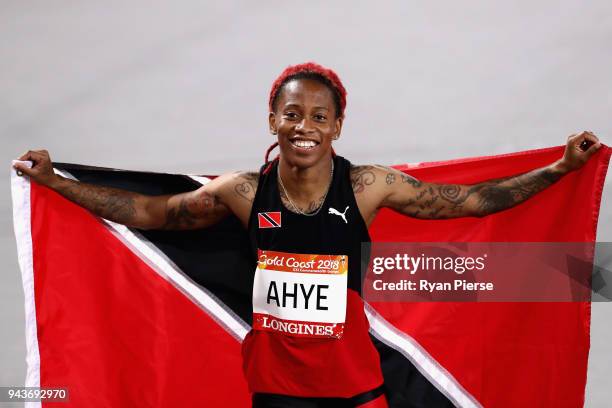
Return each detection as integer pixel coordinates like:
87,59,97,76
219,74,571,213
277,78,335,108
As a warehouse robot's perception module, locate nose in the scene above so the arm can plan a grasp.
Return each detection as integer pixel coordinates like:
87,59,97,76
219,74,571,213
295,117,314,133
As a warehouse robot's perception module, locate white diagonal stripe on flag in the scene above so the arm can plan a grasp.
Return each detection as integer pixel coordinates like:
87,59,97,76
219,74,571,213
55,169,251,342
365,303,482,408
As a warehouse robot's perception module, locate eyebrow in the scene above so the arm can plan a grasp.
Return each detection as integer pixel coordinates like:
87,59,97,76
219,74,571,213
283,103,329,111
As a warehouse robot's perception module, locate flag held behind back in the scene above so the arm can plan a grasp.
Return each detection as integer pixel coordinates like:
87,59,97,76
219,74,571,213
11,145,610,407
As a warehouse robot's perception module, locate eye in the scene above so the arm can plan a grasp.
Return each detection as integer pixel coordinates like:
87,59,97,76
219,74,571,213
283,111,299,120
314,114,327,121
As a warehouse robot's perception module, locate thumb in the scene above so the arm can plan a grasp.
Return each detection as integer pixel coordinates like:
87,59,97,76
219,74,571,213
12,160,33,176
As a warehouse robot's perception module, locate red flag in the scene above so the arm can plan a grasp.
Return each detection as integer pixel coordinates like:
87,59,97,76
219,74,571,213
368,145,610,408
11,145,609,407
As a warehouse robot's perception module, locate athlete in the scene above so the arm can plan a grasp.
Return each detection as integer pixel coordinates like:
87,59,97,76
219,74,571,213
13,62,602,408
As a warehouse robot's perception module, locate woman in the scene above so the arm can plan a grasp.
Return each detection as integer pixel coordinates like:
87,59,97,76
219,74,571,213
13,62,601,407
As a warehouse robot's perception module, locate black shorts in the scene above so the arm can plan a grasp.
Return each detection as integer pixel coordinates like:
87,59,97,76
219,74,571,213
251,384,386,408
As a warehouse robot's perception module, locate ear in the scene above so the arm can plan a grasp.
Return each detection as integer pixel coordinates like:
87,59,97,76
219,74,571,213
268,112,277,135
332,116,344,140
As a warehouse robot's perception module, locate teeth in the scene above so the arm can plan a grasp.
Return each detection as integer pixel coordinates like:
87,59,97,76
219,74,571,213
292,140,317,149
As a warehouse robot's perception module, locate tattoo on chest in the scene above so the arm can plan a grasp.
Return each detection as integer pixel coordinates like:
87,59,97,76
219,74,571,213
278,184,326,214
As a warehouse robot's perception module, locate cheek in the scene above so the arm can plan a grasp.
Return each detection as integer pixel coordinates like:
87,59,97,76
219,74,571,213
276,119,293,132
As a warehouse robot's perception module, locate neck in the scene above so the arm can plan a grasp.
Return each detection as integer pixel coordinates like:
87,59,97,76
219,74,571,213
278,156,334,201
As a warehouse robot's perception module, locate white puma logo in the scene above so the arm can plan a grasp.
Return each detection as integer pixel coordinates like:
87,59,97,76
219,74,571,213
328,206,349,224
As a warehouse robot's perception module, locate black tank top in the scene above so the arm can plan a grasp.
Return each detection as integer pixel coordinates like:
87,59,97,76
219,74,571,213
248,154,370,291
241,155,384,398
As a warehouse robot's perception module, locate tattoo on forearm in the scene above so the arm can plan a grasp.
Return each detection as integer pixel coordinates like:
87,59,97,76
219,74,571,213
57,178,138,224
474,168,563,215
351,165,376,193
391,165,563,219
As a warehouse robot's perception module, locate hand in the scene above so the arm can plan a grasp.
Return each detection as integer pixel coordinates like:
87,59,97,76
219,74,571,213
13,149,60,188
556,131,602,173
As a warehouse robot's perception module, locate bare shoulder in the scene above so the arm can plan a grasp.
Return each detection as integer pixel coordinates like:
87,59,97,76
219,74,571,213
350,164,382,194
207,170,259,227
348,164,389,224
231,171,260,202
350,164,418,193
207,170,258,203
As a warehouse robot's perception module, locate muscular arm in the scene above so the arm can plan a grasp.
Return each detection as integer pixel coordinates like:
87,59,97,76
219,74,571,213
353,132,601,220
48,174,235,230
13,150,259,230
378,164,566,219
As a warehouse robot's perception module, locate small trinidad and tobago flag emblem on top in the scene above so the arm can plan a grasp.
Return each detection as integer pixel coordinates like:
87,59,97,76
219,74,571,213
258,212,281,228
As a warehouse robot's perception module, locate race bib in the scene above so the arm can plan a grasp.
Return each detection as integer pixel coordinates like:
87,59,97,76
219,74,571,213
252,250,348,339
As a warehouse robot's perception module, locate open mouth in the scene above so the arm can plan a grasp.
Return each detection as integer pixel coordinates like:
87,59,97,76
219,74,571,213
290,139,320,151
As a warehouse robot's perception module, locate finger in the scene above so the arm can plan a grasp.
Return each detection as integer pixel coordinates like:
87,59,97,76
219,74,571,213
568,133,584,144
577,133,600,152
571,132,584,141
584,141,602,156
21,150,47,163
17,150,44,161
13,163,34,176
583,132,599,143
17,151,32,161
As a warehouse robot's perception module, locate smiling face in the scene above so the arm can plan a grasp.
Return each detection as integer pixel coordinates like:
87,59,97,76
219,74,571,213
269,78,343,169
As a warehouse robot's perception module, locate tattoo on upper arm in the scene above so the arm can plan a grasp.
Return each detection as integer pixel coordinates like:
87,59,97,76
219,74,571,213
401,173,421,187
351,165,376,193
164,197,199,229
163,191,222,229
439,184,461,202
233,171,259,202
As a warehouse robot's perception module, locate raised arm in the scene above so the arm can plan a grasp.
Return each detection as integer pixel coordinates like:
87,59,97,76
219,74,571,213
13,150,258,230
379,164,564,219
358,131,602,220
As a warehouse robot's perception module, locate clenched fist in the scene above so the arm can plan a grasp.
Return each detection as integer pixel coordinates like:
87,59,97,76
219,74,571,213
13,150,60,188
557,131,602,172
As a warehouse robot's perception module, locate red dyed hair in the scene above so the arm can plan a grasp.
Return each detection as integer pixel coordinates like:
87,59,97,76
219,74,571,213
268,61,347,118
264,62,345,174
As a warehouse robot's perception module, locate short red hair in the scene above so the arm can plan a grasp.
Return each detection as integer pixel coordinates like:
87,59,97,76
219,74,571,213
268,61,347,118
263,62,343,174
